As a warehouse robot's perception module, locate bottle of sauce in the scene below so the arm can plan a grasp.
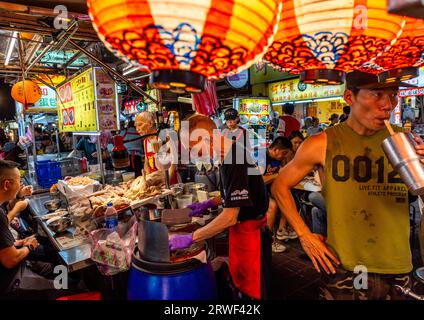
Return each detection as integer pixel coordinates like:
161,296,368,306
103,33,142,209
111,135,130,169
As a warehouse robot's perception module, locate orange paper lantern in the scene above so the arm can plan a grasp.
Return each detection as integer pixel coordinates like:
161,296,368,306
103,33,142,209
87,0,282,93
359,17,424,82
265,0,406,84
11,80,42,106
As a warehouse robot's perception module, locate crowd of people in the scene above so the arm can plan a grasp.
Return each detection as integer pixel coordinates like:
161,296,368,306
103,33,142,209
0,69,422,301
170,70,423,301
270,104,352,140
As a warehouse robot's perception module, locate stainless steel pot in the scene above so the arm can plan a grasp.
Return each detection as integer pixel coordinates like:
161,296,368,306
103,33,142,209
44,199,62,212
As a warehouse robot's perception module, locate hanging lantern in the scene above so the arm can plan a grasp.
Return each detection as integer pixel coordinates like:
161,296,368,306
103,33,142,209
359,18,424,83
11,80,42,109
265,0,406,85
87,0,282,93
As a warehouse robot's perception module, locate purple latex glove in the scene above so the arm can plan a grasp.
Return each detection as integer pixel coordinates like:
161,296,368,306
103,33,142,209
169,234,193,251
187,199,215,217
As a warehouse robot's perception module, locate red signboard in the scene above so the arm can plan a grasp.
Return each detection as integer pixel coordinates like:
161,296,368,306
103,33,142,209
124,99,142,115
61,107,75,126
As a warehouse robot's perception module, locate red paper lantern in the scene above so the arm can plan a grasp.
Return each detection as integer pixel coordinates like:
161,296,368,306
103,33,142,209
87,0,282,93
265,0,406,84
359,17,424,82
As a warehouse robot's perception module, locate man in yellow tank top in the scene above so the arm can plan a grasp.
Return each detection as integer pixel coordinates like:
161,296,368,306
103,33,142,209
272,70,424,300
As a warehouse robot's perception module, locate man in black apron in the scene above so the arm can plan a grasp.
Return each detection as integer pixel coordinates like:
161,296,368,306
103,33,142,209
170,115,272,299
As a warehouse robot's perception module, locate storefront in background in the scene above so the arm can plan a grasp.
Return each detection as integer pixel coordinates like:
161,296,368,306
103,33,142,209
396,67,424,124
269,77,346,124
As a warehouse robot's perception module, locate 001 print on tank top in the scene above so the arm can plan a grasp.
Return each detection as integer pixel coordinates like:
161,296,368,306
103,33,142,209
332,155,402,184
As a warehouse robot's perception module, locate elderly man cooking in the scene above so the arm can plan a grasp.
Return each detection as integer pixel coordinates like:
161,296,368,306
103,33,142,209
134,111,178,184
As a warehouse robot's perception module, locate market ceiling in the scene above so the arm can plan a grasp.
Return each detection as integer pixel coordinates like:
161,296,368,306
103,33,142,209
0,0,150,92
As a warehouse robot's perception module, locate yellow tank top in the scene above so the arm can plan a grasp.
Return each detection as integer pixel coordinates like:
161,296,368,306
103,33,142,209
323,122,412,274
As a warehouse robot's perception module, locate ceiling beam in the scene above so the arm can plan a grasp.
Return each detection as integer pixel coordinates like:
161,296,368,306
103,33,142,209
0,66,64,75
62,42,95,69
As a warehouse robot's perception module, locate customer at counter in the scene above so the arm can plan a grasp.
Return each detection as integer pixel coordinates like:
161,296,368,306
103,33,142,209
76,136,109,166
280,103,301,137
120,120,143,177
263,136,292,176
170,115,271,300
272,70,424,300
0,160,82,298
76,136,97,164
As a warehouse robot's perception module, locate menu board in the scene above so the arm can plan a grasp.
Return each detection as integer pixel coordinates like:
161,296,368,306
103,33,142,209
57,67,119,132
94,68,119,131
236,98,270,126
57,68,97,132
269,78,345,103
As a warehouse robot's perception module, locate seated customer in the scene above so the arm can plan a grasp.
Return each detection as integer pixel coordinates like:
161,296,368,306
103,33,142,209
0,160,81,299
263,137,293,253
263,137,292,175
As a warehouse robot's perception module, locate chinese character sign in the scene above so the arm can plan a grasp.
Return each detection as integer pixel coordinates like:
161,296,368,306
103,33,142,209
269,78,345,103
24,86,57,113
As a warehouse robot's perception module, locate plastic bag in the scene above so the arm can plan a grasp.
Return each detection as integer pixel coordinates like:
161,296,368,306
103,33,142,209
90,216,138,276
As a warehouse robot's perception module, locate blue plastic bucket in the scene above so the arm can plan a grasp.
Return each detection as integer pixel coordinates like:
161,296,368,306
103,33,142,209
127,250,217,300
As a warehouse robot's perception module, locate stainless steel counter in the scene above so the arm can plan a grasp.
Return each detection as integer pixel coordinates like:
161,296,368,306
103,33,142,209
28,193,93,272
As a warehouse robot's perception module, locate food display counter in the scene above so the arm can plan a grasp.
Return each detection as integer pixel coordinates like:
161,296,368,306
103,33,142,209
27,171,186,272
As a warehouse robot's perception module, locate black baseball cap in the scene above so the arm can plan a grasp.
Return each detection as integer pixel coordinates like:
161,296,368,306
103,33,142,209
346,70,417,90
224,108,239,120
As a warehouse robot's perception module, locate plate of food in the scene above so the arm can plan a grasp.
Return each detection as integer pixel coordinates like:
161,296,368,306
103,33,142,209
248,102,262,114
249,115,259,125
64,176,96,186
239,114,249,124
259,115,269,124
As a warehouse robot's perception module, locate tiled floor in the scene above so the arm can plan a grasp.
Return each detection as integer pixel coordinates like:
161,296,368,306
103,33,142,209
212,202,424,300
270,240,321,300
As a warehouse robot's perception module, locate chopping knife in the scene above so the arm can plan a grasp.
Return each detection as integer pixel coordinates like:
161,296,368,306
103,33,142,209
161,208,191,226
